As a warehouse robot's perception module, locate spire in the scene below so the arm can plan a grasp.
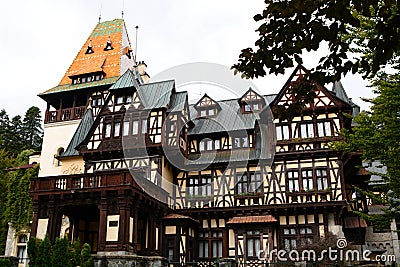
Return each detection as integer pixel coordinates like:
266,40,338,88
39,19,136,96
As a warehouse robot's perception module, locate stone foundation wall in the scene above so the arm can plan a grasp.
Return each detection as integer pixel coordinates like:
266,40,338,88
93,254,167,267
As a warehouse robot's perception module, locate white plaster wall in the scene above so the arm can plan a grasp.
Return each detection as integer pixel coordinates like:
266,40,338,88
106,215,120,242
36,219,49,239
327,213,344,238
39,120,80,177
4,225,30,267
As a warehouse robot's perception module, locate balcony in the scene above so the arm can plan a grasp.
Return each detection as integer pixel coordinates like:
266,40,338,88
31,170,169,203
44,106,86,123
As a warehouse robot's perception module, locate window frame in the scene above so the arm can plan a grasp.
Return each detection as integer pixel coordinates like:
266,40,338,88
246,230,261,258
187,175,213,197
235,172,263,195
286,168,330,192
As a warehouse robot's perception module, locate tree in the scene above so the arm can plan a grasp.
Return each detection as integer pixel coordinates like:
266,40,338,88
27,237,40,267
22,106,43,151
0,149,14,255
233,1,400,83
52,237,72,267
80,243,94,267
5,116,24,155
70,238,82,267
333,71,400,228
36,235,52,267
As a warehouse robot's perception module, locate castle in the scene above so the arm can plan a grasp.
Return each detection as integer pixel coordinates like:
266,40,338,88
5,18,400,266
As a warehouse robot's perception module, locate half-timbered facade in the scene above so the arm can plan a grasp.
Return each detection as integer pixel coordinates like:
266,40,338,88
26,18,400,266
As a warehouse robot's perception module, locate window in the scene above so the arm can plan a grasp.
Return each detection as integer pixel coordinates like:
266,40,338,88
104,123,112,138
167,239,174,260
17,235,27,263
316,169,328,190
300,123,314,138
236,173,262,194
187,176,212,196
116,96,124,105
242,101,261,113
199,231,222,259
234,138,240,148
211,231,223,258
246,230,261,257
207,140,213,151
283,228,297,251
199,232,209,258
276,125,290,141
317,121,333,137
199,108,217,117
132,120,139,135
287,171,299,192
253,103,260,111
169,122,176,132
199,139,220,151
249,173,262,193
236,174,248,194
301,169,313,191
299,227,313,247
92,97,103,107
242,137,249,148
215,140,220,150
233,136,250,148
286,168,330,192
56,147,64,167
114,122,121,137
123,121,130,136
199,141,205,152
141,119,147,134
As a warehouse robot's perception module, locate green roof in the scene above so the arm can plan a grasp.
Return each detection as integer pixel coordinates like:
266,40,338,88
39,76,119,96
109,69,140,90
188,99,261,135
167,91,187,112
60,109,94,157
137,80,175,110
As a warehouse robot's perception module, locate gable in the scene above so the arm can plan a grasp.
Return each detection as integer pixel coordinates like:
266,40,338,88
272,65,351,110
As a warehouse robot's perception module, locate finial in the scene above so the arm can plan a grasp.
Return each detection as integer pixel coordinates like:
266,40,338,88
135,26,139,63
98,1,102,23
122,0,125,18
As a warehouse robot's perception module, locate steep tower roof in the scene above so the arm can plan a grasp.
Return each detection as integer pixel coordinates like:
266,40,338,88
39,19,135,96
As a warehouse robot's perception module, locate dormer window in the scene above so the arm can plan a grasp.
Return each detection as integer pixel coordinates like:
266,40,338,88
104,36,113,51
71,72,104,85
115,94,133,105
194,94,220,118
85,39,94,54
239,88,264,113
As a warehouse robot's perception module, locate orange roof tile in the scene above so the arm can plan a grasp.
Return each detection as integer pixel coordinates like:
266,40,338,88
227,215,277,224
40,19,135,96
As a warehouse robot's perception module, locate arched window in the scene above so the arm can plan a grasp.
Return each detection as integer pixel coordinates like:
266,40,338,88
56,147,64,166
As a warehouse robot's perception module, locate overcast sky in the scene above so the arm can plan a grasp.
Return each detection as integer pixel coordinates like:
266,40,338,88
0,0,373,118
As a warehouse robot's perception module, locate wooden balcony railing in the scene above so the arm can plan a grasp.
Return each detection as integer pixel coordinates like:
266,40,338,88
31,171,169,203
44,106,86,123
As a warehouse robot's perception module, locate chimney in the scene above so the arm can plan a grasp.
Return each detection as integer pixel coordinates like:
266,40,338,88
137,61,150,83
